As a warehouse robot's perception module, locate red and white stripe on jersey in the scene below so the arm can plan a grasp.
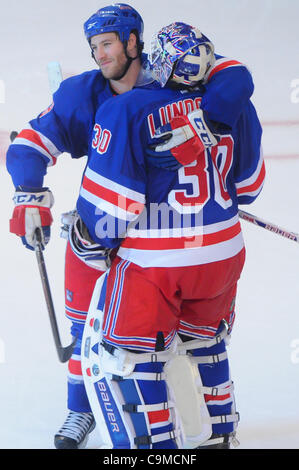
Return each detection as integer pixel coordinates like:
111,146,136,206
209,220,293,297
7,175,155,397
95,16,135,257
80,166,145,221
11,123,61,166
235,148,265,198
118,215,244,268
205,57,247,81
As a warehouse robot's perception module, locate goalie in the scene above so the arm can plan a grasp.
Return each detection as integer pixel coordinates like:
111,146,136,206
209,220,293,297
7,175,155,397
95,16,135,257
78,22,265,449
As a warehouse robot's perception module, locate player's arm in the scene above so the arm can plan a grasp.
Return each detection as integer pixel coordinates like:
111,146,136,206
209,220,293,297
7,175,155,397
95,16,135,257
148,57,254,170
7,75,93,250
201,56,254,128
6,75,94,187
7,99,63,250
233,102,265,205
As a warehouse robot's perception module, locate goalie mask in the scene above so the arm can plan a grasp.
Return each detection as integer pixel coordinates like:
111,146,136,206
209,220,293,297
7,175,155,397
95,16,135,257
148,22,215,87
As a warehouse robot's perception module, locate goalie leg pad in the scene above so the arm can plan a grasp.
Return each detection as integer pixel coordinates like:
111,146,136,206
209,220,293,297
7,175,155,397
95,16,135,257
115,360,179,449
178,322,239,443
82,274,181,449
164,350,212,448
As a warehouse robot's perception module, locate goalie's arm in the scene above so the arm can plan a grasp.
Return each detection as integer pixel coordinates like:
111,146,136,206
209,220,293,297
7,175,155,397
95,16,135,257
202,57,254,128
147,59,254,170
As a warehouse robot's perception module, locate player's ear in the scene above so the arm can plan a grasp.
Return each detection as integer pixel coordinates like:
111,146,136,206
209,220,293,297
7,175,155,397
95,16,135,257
127,32,138,57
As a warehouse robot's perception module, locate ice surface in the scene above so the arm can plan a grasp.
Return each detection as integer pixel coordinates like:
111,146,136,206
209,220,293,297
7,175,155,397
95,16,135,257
0,0,298,449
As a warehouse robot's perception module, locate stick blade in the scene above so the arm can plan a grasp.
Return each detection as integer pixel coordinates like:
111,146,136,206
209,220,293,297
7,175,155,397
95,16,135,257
57,335,78,363
10,131,18,142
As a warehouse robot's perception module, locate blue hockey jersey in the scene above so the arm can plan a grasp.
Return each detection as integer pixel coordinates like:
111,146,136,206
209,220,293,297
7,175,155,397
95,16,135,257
6,55,254,189
77,85,264,268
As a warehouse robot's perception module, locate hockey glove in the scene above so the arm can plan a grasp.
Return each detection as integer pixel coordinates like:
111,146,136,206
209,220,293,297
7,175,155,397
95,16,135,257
9,186,54,250
147,108,218,171
68,214,113,269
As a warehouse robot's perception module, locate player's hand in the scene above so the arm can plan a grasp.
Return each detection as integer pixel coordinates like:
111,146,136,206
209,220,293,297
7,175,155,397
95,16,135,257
9,186,54,250
147,109,218,171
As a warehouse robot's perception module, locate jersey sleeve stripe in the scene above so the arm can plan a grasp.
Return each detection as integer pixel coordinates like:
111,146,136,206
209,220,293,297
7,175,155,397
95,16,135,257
10,137,57,165
235,150,265,197
11,126,61,166
206,58,245,81
236,160,265,197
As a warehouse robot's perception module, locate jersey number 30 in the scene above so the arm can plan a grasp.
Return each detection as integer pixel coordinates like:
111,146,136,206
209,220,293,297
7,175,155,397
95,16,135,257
168,136,234,214
92,124,112,155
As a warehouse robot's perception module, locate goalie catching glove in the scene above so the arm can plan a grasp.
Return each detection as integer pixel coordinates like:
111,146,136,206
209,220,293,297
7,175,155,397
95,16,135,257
147,108,219,170
9,186,54,250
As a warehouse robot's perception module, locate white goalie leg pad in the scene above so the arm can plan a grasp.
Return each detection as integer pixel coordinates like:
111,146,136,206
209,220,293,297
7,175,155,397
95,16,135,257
82,274,182,448
166,323,237,449
164,339,212,449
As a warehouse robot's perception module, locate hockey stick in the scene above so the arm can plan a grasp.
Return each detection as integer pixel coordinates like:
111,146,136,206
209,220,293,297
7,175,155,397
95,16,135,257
9,63,63,143
34,229,77,362
9,65,74,362
239,209,299,244
47,61,63,94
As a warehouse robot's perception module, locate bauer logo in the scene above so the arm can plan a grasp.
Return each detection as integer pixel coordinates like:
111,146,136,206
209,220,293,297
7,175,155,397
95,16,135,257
0,80,5,104
94,377,131,447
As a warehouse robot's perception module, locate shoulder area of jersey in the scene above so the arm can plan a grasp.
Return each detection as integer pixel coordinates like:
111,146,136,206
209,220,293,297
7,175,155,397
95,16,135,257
56,69,106,96
110,84,179,109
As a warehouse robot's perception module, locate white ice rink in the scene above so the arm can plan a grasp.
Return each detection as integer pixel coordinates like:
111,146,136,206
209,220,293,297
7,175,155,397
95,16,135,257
0,0,299,449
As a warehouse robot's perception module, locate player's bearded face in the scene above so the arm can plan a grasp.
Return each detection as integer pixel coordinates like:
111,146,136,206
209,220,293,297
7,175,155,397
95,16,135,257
91,33,130,80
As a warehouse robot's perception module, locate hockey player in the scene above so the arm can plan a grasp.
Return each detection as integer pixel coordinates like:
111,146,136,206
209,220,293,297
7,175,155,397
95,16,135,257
6,4,256,449
76,22,265,449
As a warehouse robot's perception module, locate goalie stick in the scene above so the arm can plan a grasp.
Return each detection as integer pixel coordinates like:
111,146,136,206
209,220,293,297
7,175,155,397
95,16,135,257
239,209,299,244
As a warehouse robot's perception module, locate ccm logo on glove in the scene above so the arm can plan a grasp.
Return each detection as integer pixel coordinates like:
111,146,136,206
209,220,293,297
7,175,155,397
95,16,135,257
13,193,49,205
10,187,54,250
